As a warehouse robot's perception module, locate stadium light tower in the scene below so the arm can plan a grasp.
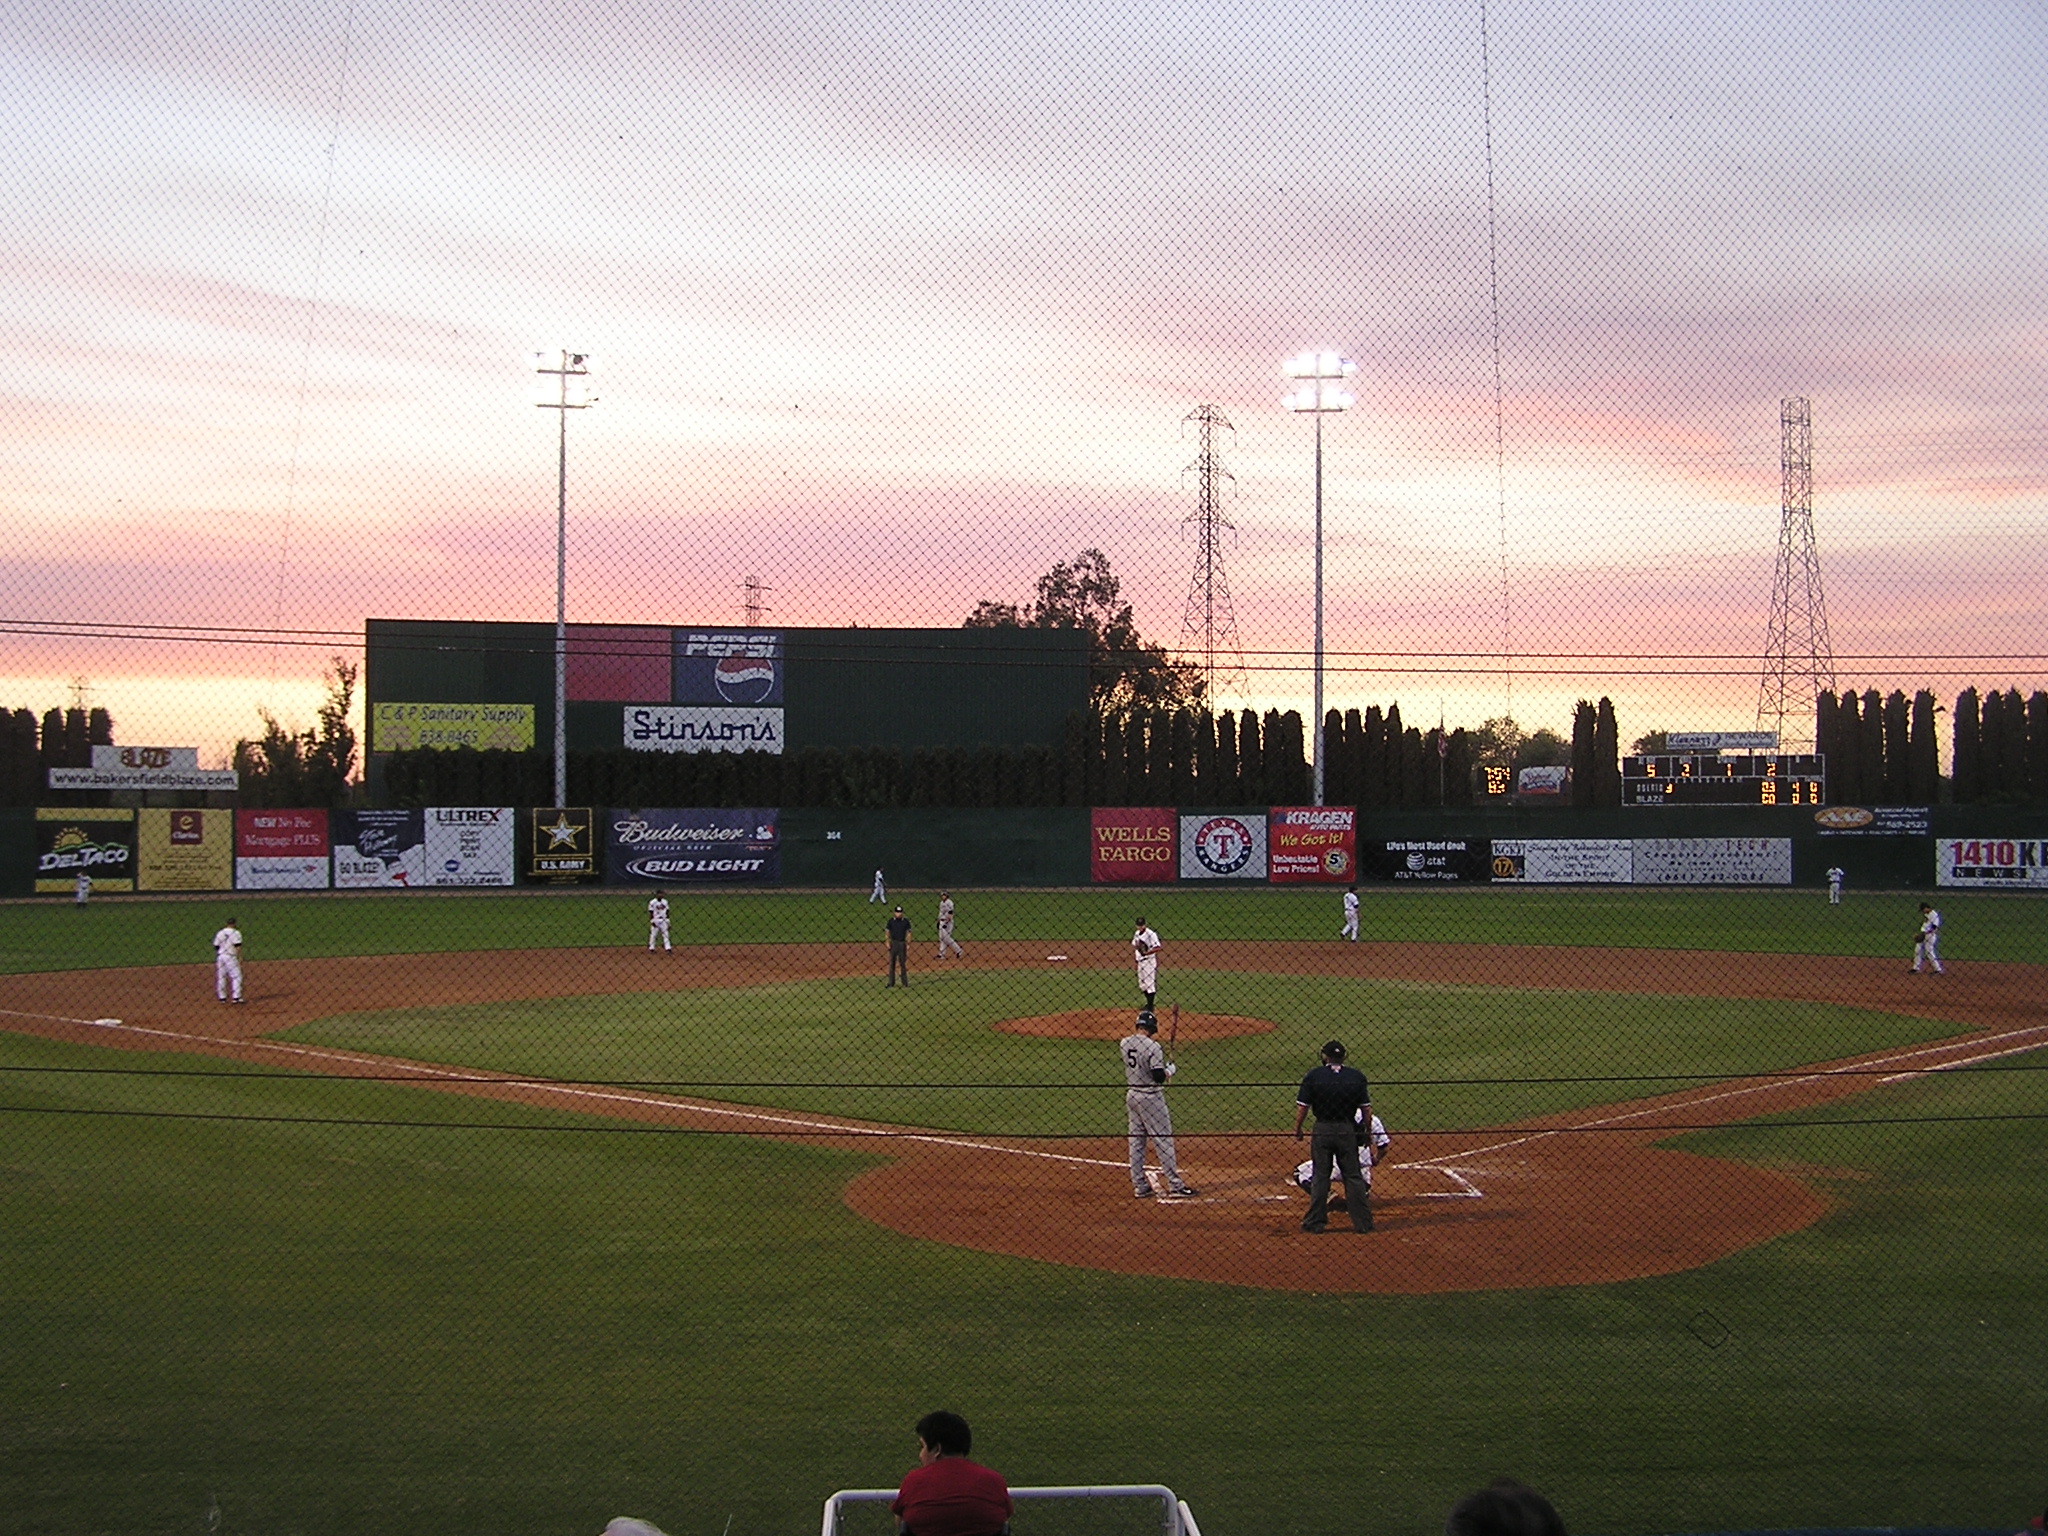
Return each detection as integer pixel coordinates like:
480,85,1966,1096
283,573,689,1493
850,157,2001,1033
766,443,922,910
1284,350,1355,806
535,350,594,809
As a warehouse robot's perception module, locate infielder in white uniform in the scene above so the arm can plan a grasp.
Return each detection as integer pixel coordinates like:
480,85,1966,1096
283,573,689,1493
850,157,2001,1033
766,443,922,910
1912,903,1944,973
1341,884,1360,941
1120,1011,1196,1198
936,891,963,960
1295,1110,1389,1199
869,868,887,903
213,918,244,1003
1132,920,1161,1011
1826,867,1844,905
647,890,672,951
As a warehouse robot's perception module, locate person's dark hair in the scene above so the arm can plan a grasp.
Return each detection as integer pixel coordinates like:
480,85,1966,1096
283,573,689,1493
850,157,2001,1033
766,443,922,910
1321,1039,1346,1062
1444,1478,1564,1536
915,1410,972,1457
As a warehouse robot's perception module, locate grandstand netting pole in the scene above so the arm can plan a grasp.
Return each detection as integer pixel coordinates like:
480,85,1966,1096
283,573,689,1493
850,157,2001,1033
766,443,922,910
534,350,593,807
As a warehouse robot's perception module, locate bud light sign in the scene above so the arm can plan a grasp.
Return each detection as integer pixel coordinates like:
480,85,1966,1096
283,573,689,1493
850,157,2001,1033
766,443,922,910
605,808,780,885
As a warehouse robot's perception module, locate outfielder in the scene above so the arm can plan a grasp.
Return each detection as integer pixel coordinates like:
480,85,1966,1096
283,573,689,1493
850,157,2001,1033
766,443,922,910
647,890,671,951
213,918,244,1004
1912,902,1944,973
1826,867,1844,905
870,868,887,903
74,870,90,907
1132,919,1161,1011
936,891,963,960
1341,883,1360,941
1120,1011,1196,1198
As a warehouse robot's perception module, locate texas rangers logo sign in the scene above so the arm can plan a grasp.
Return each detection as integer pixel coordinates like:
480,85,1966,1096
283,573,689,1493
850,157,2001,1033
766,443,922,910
1178,813,1267,880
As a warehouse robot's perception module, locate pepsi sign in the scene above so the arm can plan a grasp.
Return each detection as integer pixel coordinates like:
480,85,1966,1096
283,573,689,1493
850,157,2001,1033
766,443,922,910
673,630,782,706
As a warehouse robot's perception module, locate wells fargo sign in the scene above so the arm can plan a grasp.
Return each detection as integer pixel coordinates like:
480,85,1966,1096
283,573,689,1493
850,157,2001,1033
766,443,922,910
1090,807,1176,883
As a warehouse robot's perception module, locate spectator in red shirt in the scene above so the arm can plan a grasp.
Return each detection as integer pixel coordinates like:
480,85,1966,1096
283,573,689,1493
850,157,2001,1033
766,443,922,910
891,1412,1012,1536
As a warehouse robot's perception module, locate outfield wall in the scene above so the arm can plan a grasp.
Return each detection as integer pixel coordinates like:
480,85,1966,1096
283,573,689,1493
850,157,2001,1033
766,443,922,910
11,802,2048,896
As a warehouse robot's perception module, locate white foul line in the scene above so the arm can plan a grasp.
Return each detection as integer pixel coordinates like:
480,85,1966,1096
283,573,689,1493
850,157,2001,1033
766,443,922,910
54,1018,1134,1172
1404,1022,2048,1172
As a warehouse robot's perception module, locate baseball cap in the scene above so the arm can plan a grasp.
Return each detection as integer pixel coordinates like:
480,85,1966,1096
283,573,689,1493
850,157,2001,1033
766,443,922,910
1321,1039,1347,1061
1135,1010,1158,1032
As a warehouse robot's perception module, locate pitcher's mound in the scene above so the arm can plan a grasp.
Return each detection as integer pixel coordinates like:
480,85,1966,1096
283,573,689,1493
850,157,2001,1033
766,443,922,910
995,1009,1276,1042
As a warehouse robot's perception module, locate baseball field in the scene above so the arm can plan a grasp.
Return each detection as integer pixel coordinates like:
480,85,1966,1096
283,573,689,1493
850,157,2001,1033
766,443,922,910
1,886,2042,1536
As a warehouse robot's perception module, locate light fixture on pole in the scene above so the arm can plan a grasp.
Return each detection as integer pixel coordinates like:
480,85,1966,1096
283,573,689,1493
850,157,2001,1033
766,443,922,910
1283,350,1354,806
534,350,594,810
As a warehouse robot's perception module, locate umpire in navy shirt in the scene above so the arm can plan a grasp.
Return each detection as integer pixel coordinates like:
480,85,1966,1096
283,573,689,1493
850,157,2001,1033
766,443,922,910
1294,1039,1374,1232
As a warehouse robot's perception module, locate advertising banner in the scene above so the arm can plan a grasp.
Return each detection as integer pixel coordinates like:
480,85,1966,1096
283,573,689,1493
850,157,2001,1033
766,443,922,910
422,808,516,886
1090,807,1177,883
1814,806,1932,837
1490,839,1634,883
1178,812,1268,880
1268,806,1357,883
1515,765,1569,798
1937,837,2048,887
529,807,599,883
332,809,426,888
371,703,535,752
36,807,136,893
624,705,785,755
234,809,330,889
48,746,239,792
672,630,783,705
605,808,780,885
137,808,233,891
1631,837,1791,885
1360,838,1488,883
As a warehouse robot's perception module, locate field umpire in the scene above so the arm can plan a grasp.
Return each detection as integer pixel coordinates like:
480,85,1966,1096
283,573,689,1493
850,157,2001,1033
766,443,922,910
1293,1039,1373,1232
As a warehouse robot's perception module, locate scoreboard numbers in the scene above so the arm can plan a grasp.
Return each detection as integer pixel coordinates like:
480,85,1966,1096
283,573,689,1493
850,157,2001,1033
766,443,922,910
1622,753,1826,805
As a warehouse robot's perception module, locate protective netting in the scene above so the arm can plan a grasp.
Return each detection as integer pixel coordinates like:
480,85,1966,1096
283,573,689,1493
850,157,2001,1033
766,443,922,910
2,3,2044,1534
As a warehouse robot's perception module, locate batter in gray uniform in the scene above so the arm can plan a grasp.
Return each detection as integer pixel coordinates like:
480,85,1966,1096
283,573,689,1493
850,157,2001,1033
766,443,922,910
1120,1011,1197,1199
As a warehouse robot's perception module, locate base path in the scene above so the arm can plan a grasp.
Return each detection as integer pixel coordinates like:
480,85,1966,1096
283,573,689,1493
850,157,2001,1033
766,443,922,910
3,941,2044,1294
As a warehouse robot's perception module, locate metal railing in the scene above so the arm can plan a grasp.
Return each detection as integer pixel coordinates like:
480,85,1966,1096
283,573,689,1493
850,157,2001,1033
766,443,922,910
821,1484,1200,1536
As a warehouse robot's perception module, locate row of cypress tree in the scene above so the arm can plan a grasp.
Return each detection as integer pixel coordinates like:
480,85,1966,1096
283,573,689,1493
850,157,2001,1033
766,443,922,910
1951,687,2048,804
0,706,116,806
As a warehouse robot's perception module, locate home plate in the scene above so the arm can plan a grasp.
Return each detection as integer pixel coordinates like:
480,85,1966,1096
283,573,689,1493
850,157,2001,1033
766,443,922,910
92,1018,122,1028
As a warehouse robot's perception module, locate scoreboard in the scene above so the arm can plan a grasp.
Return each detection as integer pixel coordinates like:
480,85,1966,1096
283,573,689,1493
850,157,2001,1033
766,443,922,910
1622,753,1825,806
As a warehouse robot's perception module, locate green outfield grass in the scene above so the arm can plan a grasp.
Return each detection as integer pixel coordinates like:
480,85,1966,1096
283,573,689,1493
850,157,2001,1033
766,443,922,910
281,970,1943,1134
0,1027,2040,1536
3,884,2046,974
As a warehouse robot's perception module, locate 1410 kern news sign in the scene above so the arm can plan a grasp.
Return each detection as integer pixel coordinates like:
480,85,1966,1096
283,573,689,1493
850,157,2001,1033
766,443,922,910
1938,838,2048,887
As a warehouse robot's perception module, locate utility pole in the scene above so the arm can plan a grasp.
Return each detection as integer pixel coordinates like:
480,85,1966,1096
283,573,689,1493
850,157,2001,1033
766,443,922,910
1756,396,1836,752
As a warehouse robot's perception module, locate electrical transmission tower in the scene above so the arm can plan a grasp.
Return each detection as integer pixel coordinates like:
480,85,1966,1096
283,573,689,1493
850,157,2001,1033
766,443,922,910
741,575,771,625
1756,396,1836,751
1175,404,1248,705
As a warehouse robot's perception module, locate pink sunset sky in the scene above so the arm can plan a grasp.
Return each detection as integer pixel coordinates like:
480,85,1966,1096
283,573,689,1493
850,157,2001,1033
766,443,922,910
2,0,2043,760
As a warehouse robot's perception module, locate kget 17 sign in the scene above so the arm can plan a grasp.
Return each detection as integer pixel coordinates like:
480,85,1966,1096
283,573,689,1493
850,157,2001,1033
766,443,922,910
1267,807,1356,883
605,808,779,884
